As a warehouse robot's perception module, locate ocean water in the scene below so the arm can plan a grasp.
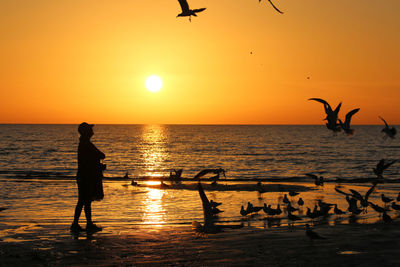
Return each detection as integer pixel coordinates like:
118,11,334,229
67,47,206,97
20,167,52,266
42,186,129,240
0,124,399,180
0,124,400,237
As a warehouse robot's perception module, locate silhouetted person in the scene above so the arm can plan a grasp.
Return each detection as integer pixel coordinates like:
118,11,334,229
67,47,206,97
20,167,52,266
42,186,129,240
71,122,105,233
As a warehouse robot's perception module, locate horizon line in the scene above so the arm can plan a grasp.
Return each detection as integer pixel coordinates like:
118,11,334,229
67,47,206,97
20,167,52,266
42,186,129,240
0,123,393,126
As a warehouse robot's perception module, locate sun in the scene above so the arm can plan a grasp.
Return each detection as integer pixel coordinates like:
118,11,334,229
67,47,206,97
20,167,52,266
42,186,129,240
145,75,163,92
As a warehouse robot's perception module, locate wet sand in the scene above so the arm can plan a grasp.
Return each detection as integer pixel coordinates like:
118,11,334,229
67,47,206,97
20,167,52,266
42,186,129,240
2,180,400,266
1,221,400,266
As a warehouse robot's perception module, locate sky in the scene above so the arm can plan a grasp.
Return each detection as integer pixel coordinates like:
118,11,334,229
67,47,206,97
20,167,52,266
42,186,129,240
0,0,399,124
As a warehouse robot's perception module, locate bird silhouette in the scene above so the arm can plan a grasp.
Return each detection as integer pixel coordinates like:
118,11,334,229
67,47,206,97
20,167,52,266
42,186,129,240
211,207,224,215
373,159,397,179
287,202,298,213
339,108,360,136
382,211,393,223
282,194,290,204
379,116,397,139
334,204,346,215
210,200,222,208
176,0,206,22
391,202,400,211
305,173,324,186
287,210,302,222
194,168,226,180
259,0,284,14
298,197,304,206
381,194,394,204
306,207,319,220
240,205,249,216
309,98,342,132
348,183,377,208
368,201,386,215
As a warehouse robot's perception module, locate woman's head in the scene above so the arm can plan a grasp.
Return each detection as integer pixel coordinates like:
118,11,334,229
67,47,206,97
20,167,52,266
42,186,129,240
78,122,94,138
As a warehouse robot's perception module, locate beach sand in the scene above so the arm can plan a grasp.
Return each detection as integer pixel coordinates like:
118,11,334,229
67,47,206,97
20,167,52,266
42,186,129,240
2,220,400,266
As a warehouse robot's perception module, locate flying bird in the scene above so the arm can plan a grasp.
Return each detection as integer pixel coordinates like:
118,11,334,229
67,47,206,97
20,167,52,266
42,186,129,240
339,108,360,136
373,159,397,179
177,0,206,22
335,183,376,209
259,0,284,14
309,98,342,132
379,116,397,139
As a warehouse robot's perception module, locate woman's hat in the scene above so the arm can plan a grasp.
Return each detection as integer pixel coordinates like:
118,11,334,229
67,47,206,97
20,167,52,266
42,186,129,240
78,122,94,135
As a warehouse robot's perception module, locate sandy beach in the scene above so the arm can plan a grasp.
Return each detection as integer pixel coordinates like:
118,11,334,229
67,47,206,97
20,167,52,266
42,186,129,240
2,179,400,266
2,220,400,266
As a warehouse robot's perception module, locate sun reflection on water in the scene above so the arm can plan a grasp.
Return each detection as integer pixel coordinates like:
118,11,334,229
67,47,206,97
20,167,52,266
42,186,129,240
141,186,166,228
140,125,168,177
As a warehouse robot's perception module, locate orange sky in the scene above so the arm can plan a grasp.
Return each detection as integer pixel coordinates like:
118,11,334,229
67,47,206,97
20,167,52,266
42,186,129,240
1,0,399,124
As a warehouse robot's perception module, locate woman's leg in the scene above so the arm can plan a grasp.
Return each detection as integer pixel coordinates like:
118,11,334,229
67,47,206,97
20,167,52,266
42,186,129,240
83,200,92,225
72,200,84,225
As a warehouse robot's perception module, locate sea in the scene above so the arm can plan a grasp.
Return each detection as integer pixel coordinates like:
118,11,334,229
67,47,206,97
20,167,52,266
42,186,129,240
1,124,399,239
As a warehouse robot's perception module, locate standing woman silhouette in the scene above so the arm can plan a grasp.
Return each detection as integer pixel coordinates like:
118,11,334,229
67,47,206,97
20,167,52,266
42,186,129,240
71,122,106,233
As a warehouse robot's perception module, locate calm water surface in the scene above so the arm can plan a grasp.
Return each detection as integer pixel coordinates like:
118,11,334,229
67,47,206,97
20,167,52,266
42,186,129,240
0,124,399,180
0,125,399,239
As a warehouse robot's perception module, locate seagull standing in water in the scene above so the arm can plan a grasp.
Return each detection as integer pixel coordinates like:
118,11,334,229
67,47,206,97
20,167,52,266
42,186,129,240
379,116,397,139
339,108,360,136
176,0,206,22
382,211,393,223
334,204,346,215
259,0,284,14
305,173,324,186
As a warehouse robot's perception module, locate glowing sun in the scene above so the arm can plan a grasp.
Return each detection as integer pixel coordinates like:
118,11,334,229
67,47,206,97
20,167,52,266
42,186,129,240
145,75,163,92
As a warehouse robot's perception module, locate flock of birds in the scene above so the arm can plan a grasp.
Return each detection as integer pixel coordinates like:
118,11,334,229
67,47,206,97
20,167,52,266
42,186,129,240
176,0,283,22
175,0,398,244
191,97,398,239
308,97,397,138
232,180,400,240
189,151,399,239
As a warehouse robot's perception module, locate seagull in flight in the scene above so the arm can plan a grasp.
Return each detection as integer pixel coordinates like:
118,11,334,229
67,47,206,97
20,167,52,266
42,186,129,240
379,116,397,139
177,0,206,22
309,98,342,132
339,108,360,136
335,183,377,209
259,0,284,14
373,159,397,179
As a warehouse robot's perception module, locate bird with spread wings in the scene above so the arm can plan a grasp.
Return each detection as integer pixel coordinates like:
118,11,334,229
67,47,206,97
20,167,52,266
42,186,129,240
176,0,206,22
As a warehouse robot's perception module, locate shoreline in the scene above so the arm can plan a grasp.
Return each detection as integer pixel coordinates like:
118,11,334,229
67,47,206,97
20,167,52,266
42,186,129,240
1,221,400,266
